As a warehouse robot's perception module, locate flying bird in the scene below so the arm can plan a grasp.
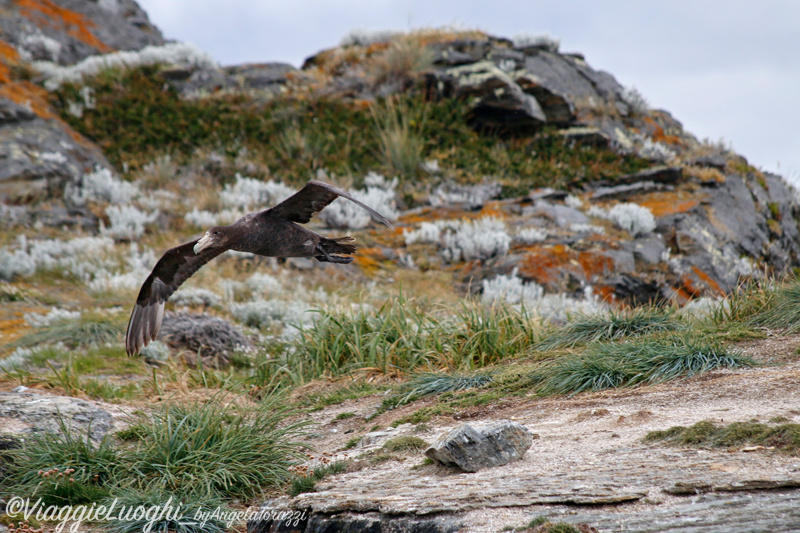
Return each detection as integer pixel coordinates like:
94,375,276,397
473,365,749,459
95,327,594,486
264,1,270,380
125,180,393,357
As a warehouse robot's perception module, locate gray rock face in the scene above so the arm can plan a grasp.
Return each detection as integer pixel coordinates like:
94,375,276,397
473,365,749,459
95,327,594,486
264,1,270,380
424,420,534,472
445,60,547,132
0,391,113,441
248,510,462,533
0,104,110,204
0,0,165,65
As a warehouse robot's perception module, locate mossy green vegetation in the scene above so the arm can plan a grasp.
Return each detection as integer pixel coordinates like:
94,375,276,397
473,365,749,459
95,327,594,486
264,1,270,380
382,435,429,452
645,419,800,454
52,65,653,189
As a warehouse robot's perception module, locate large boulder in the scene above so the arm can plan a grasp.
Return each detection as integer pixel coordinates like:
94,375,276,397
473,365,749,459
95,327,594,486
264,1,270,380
424,420,535,472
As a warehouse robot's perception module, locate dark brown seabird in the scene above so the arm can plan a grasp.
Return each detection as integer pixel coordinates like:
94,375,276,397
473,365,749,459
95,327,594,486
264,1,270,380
125,180,393,357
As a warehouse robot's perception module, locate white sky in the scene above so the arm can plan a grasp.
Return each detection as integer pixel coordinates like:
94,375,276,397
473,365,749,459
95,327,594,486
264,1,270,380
135,0,800,185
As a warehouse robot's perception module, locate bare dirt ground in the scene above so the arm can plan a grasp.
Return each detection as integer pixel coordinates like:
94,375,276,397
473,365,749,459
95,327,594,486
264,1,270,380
290,335,800,532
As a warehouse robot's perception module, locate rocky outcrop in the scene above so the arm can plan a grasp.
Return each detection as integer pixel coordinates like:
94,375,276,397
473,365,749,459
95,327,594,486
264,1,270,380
424,421,535,472
0,391,113,441
0,0,165,65
0,96,109,204
0,0,163,206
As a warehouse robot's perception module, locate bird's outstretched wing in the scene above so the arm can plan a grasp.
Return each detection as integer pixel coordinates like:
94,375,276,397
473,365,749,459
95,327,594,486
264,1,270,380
264,180,394,228
125,240,225,357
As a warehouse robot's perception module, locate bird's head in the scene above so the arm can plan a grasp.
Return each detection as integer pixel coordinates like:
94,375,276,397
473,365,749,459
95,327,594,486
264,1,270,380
194,227,225,254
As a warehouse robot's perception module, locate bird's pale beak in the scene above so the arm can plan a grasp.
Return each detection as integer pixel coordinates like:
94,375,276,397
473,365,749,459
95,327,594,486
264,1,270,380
194,232,212,254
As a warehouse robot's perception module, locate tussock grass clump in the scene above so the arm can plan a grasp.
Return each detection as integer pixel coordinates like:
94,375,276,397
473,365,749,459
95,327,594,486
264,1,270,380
286,297,540,383
368,37,434,85
8,422,117,505
535,306,682,350
125,395,310,499
371,97,427,177
533,334,752,395
646,420,800,454
401,372,493,400
7,394,310,504
745,279,800,332
13,313,122,349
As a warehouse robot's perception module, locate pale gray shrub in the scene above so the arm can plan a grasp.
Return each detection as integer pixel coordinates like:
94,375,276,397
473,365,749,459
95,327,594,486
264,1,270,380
515,227,547,244
319,177,399,230
34,42,217,89
24,308,81,327
481,270,544,305
512,33,560,53
639,137,676,162
429,181,501,208
481,270,606,322
404,222,445,245
88,243,156,293
102,205,158,240
171,288,223,308
229,300,315,330
0,203,29,226
65,167,139,206
140,340,171,363
588,203,655,237
184,207,220,228
220,174,294,209
440,217,511,262
564,195,584,209
0,235,115,281
340,28,400,47
622,86,649,114
245,272,284,296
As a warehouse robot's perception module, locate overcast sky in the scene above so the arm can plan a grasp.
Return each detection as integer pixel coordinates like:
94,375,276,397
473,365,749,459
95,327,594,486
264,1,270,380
135,0,800,185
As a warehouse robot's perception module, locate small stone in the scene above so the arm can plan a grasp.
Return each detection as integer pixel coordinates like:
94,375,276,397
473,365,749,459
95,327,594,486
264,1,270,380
425,420,534,472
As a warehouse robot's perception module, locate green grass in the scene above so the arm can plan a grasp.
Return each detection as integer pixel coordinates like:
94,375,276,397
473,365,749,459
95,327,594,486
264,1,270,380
284,298,541,384
645,420,800,454
124,394,310,499
532,333,753,395
382,436,430,452
535,306,683,350
7,420,118,505
6,393,312,504
746,279,800,332
13,313,123,350
387,371,493,408
287,461,348,497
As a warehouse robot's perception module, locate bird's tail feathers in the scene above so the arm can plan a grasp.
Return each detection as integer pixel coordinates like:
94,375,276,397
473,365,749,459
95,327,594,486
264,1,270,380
321,236,357,256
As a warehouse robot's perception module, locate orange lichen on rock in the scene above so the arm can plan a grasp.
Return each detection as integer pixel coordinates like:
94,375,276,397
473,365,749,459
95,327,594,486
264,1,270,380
688,265,724,295
16,0,113,53
0,40,21,84
517,244,617,286
0,80,57,119
353,247,385,275
643,116,684,146
638,191,704,217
